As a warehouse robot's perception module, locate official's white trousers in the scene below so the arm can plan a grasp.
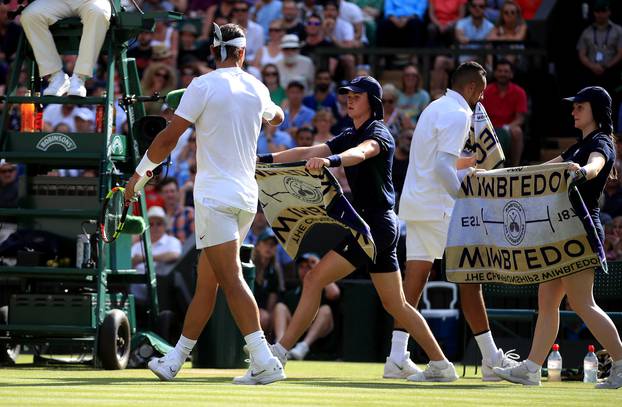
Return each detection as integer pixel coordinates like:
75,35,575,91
21,0,111,77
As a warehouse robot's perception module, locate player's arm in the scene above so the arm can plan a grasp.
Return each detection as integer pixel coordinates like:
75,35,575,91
264,143,332,163
124,115,192,200
264,103,285,127
305,139,380,170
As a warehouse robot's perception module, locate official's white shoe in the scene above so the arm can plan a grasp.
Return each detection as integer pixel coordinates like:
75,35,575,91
288,342,310,360
148,350,184,381
482,348,520,381
493,360,541,385
596,364,622,389
232,356,286,385
68,75,87,97
43,72,70,96
406,361,458,382
383,352,423,379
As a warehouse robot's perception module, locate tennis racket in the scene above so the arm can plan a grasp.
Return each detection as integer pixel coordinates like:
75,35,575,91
99,171,152,243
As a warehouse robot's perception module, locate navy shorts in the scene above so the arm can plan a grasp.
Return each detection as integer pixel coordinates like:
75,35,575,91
334,209,400,273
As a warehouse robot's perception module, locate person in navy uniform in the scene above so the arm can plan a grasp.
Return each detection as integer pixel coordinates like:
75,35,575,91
495,86,622,388
258,76,458,382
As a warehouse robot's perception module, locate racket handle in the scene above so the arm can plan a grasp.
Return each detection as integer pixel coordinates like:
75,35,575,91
134,170,153,192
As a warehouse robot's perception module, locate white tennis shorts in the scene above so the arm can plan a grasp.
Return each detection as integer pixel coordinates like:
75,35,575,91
195,198,255,249
405,217,451,262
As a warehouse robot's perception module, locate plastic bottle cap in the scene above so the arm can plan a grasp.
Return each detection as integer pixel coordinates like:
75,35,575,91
588,345,595,352
552,344,559,351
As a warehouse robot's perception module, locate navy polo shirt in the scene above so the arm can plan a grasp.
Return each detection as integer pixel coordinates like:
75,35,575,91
561,129,616,211
326,118,396,211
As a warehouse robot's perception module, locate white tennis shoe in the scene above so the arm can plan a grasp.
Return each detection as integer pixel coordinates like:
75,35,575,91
148,350,184,381
482,348,521,381
383,352,423,379
233,356,286,385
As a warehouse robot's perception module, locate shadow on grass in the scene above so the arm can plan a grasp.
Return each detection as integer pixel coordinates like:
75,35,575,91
0,376,234,387
286,378,508,390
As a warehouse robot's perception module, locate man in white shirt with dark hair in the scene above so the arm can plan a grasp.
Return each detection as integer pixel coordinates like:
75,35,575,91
125,23,286,386
385,61,521,382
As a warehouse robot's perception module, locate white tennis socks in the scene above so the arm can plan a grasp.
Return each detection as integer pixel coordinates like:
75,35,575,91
474,331,498,362
244,331,273,367
389,330,410,362
174,335,197,361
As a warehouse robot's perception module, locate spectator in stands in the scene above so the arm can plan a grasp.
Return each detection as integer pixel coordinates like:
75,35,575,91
377,0,427,48
299,0,323,22
303,70,339,113
151,18,179,62
427,0,467,47
0,160,17,208
21,0,111,97
179,65,199,88
322,1,355,49
397,65,431,126
295,126,315,147
455,0,495,64
158,177,195,243
179,162,196,208
382,83,412,139
604,217,621,261
281,80,316,136
253,0,283,42
201,0,235,40
331,80,353,133
73,107,95,133
187,0,219,15
300,14,337,72
232,0,264,63
392,129,412,200
253,228,285,332
350,0,382,46
276,35,315,90
141,63,178,116
128,32,153,77
150,45,176,67
602,176,622,218
577,0,622,98
262,63,287,105
482,59,527,166
0,4,21,66
43,104,77,132
272,253,340,360
177,23,210,69
515,0,541,20
258,122,296,153
254,19,285,68
282,0,306,40
487,0,527,66
312,108,337,144
338,0,367,46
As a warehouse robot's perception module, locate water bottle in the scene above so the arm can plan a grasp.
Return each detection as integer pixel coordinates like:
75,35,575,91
583,345,598,383
547,343,562,382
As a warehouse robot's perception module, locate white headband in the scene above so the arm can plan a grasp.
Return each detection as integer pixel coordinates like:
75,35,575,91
213,23,247,62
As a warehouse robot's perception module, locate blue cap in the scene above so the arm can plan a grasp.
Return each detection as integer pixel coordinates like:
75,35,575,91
564,86,613,133
338,76,384,119
296,252,320,264
257,228,278,243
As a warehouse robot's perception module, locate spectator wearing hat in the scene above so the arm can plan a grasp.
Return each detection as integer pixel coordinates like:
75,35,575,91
253,228,285,332
0,160,18,209
74,107,95,133
276,34,315,90
577,0,622,107
150,45,175,66
128,32,154,77
272,253,340,360
254,19,286,68
141,63,178,116
282,0,306,40
232,0,264,63
253,0,284,42
280,80,316,137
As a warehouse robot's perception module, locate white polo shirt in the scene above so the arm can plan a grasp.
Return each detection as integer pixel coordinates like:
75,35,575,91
175,67,276,212
399,89,472,221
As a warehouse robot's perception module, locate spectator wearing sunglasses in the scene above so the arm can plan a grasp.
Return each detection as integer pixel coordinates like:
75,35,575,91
455,0,495,64
233,0,264,63
141,63,178,116
253,0,285,42
261,63,287,105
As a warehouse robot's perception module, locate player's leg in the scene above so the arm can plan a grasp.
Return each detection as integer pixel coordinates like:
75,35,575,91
562,270,622,389
148,250,218,381
494,278,564,386
371,271,457,382
289,304,334,360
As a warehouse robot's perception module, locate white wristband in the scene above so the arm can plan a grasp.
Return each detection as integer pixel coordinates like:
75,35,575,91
135,151,159,176
262,104,278,121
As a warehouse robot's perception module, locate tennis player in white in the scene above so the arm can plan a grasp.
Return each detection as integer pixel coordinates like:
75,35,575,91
387,61,520,381
125,23,286,385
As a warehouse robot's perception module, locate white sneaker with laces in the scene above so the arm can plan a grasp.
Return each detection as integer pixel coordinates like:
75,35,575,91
493,360,541,386
43,72,70,96
406,361,458,382
68,75,87,97
482,348,520,381
596,364,622,389
147,350,184,381
288,342,310,360
232,356,286,385
383,352,423,379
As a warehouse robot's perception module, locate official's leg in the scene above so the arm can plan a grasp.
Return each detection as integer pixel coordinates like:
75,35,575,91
74,0,111,78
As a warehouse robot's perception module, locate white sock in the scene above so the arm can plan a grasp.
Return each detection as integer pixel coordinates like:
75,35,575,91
274,342,288,358
389,330,410,362
525,359,541,373
474,331,498,362
429,359,450,369
174,335,197,360
244,331,273,367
